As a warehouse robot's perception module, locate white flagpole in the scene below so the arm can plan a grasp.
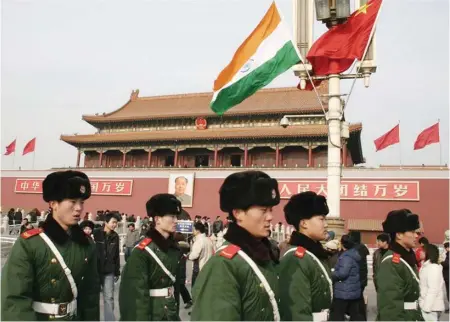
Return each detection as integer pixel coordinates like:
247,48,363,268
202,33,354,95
32,150,36,170
438,119,442,166
398,120,402,168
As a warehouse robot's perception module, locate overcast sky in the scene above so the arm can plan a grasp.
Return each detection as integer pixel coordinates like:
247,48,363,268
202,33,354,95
1,0,448,170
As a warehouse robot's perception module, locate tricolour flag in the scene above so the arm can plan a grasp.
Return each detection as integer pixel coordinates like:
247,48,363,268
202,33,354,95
211,2,302,115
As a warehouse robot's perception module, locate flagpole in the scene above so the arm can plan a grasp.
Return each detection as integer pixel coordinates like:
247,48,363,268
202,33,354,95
438,119,442,166
13,150,16,170
32,151,36,170
398,120,402,168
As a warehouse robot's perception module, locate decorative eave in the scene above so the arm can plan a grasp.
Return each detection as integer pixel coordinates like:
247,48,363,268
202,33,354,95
61,123,362,146
81,84,329,126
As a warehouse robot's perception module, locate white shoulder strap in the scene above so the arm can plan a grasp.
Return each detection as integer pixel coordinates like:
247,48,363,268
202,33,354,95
284,247,333,301
39,233,78,299
144,246,176,283
237,250,280,322
382,255,420,284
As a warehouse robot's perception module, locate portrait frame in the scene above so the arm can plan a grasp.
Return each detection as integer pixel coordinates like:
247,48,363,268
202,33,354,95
168,173,195,208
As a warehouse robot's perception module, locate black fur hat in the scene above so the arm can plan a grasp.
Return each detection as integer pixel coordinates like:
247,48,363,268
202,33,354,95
79,220,95,231
219,170,280,213
284,191,329,228
146,193,182,218
43,171,91,202
382,209,420,233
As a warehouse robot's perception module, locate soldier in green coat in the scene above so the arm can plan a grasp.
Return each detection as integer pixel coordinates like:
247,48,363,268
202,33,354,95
191,170,281,321
376,209,424,321
278,191,332,321
119,193,182,321
1,170,100,321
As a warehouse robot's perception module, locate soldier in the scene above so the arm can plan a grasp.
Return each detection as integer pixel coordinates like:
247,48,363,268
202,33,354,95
1,170,100,321
119,193,181,321
191,170,281,321
278,191,332,321
376,209,424,321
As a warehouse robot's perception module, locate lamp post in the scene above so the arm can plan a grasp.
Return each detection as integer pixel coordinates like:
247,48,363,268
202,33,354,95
293,0,377,221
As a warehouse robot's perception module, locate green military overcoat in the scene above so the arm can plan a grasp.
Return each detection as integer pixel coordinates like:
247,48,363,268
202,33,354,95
376,249,424,321
278,244,333,321
1,215,100,321
119,230,180,321
191,241,280,321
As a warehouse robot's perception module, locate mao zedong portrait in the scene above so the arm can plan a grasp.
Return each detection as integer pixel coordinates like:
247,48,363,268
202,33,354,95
174,176,192,206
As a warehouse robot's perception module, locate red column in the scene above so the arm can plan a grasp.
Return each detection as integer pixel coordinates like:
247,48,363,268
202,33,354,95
308,147,313,167
342,143,347,167
174,148,178,167
122,151,127,167
99,151,103,167
76,150,81,167
275,146,279,167
214,147,218,167
147,150,152,167
244,146,248,167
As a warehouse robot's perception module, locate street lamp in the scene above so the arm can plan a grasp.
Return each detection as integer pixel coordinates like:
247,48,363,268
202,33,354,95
293,0,377,223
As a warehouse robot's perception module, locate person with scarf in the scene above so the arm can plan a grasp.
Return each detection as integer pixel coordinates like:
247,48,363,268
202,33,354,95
119,194,182,321
278,191,332,321
191,170,281,321
1,170,100,321
376,209,424,321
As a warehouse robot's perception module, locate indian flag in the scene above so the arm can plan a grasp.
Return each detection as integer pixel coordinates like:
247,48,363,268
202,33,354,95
211,1,303,115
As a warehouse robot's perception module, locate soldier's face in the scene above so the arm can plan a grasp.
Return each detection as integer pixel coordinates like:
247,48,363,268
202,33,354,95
300,215,328,241
234,206,273,238
156,214,178,235
397,230,419,249
51,199,84,229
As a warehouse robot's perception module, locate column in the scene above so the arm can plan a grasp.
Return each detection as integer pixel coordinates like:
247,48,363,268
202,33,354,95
147,149,152,167
99,151,103,167
214,147,218,167
342,143,347,167
76,150,81,167
308,146,313,167
122,150,127,167
244,146,248,167
174,148,179,167
275,145,279,167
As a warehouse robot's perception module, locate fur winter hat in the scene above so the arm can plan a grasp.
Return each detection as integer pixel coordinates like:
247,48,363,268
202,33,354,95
284,191,329,229
219,170,280,213
382,209,420,233
146,194,182,218
43,170,91,202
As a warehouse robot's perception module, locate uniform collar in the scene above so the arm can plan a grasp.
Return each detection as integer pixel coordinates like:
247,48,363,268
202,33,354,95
390,241,418,268
289,231,331,260
224,223,278,265
42,213,90,246
146,228,177,253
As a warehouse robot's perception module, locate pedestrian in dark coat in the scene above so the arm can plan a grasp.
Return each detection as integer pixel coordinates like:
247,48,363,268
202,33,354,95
330,234,365,321
442,242,449,304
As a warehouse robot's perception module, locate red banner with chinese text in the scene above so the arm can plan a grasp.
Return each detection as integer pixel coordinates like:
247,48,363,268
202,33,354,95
278,180,420,201
14,179,133,196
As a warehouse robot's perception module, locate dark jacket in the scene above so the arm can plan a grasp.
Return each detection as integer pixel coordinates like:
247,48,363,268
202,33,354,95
442,251,449,282
372,248,389,290
353,243,369,290
93,228,121,277
333,248,361,300
212,220,223,234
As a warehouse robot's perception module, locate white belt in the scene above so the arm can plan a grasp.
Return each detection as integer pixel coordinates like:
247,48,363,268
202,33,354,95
32,299,77,317
404,301,418,310
149,286,174,298
312,309,329,322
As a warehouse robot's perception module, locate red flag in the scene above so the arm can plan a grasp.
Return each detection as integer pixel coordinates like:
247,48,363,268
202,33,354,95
306,0,383,75
374,124,399,152
297,79,323,91
414,123,440,150
4,139,16,156
23,138,36,155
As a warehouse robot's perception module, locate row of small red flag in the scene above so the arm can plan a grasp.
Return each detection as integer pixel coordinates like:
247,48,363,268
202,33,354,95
374,122,440,152
4,138,36,156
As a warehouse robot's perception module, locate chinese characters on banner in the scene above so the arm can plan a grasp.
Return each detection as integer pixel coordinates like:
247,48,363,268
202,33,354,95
278,181,420,201
14,179,133,196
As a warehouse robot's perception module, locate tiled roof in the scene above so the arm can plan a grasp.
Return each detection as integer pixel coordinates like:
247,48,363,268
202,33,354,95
61,123,362,145
82,84,328,123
